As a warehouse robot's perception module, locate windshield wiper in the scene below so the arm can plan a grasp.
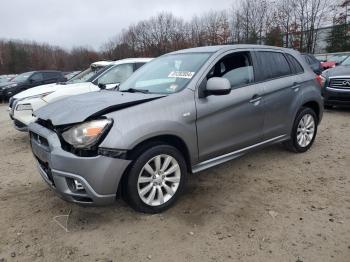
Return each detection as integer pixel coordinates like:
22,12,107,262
120,88,150,94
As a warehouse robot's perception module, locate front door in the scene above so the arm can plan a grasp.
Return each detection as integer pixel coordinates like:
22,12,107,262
195,51,265,162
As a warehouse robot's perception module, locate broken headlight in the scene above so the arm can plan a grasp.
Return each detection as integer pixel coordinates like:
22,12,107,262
62,119,112,149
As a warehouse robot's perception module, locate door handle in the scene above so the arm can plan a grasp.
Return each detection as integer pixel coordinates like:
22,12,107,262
249,94,262,104
291,82,301,92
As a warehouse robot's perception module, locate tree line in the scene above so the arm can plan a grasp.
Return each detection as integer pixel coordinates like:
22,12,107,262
0,41,100,74
0,0,347,75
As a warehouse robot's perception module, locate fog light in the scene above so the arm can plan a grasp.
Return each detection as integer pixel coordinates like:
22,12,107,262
74,179,84,190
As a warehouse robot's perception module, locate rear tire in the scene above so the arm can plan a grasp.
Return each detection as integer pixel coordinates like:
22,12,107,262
284,107,318,153
125,144,187,213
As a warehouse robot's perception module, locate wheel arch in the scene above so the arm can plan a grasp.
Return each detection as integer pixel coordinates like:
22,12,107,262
126,134,192,171
117,134,193,198
301,100,321,123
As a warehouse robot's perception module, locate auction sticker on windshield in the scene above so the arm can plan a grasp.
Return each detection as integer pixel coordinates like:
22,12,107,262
168,71,195,79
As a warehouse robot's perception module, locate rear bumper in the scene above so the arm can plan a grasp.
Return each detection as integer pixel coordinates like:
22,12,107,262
28,122,131,205
322,86,350,105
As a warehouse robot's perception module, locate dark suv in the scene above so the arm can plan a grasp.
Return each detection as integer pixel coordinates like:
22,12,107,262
29,45,323,213
0,70,66,100
320,55,350,108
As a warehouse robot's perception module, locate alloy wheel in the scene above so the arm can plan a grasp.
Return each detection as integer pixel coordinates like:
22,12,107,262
137,154,181,206
296,114,315,147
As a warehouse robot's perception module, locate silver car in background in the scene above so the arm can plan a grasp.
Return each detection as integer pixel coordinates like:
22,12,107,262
28,45,323,213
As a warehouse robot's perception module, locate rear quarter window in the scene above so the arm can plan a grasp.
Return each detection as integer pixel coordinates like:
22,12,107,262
256,51,292,80
286,54,304,74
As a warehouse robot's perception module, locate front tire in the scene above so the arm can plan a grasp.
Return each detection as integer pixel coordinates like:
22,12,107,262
284,107,318,153
125,144,187,213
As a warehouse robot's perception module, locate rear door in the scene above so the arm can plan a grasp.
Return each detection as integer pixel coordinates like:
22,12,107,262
195,50,265,162
253,51,302,139
29,72,44,87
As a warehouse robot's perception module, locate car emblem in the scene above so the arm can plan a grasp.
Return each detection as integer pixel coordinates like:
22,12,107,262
342,80,350,86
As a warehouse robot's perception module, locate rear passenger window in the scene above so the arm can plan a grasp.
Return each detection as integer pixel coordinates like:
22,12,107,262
31,73,43,82
44,72,60,80
256,51,291,80
207,51,254,89
286,54,304,74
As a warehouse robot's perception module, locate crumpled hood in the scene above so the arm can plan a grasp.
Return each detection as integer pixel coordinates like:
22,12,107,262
14,83,59,99
34,90,164,126
323,65,350,78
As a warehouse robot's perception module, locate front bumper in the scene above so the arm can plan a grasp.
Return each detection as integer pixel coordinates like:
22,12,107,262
322,86,350,106
28,122,131,205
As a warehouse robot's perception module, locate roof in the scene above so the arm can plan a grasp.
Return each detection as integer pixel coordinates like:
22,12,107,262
91,61,115,67
91,58,153,68
111,58,154,65
169,44,294,54
18,70,62,75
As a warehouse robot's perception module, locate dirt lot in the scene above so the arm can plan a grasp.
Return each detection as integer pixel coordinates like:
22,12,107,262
0,103,349,262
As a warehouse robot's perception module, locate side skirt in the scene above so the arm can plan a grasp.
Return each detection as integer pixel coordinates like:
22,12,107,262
191,135,288,173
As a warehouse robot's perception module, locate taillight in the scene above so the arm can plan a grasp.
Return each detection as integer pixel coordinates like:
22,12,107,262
315,75,326,88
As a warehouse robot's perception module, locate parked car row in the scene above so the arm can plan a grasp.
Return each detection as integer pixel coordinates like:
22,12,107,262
315,52,350,70
0,71,66,100
8,58,152,131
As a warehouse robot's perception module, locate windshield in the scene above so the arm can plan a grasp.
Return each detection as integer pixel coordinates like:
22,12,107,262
12,72,33,83
97,64,134,85
118,53,211,94
66,66,104,84
341,56,350,65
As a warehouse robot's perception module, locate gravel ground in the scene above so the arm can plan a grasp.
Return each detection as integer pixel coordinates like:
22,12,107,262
0,102,349,262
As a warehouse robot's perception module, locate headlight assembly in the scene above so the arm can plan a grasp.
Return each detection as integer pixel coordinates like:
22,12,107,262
62,119,112,149
16,103,33,111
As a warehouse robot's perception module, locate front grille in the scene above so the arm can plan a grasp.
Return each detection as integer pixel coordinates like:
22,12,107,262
329,78,350,89
30,132,49,148
36,118,55,131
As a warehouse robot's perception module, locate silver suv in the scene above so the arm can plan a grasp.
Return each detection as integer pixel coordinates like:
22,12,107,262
28,45,323,213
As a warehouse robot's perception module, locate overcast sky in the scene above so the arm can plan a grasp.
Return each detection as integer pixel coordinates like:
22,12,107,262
0,0,234,51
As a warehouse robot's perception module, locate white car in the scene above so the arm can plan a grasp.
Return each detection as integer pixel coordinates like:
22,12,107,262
8,61,113,130
10,58,152,131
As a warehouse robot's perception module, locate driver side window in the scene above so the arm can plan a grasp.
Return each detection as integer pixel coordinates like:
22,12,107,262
30,73,43,82
207,52,254,89
98,64,134,85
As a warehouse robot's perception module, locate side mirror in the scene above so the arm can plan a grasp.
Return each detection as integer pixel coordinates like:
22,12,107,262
205,77,231,96
335,62,340,66
29,79,35,83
